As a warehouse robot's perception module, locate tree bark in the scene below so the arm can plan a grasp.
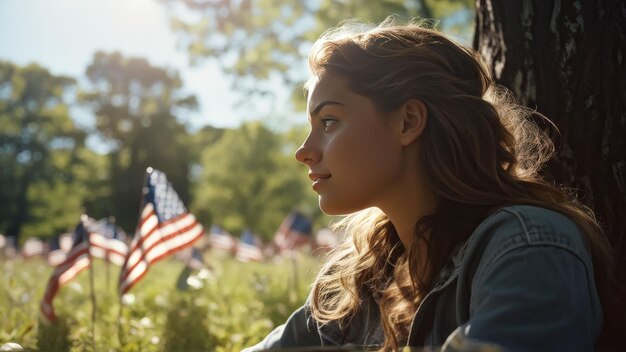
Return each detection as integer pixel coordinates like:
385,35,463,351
474,0,626,278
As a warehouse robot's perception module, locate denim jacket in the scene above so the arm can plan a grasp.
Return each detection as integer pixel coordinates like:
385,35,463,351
243,205,603,351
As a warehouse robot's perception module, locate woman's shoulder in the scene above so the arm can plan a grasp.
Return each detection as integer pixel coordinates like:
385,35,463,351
462,204,592,267
453,205,604,351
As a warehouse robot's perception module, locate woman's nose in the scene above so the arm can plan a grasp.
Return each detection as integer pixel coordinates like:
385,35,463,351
295,139,321,166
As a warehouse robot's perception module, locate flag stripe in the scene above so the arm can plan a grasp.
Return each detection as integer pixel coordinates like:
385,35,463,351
208,233,237,251
89,232,128,266
54,242,90,271
120,225,203,293
40,242,91,321
235,242,264,262
120,205,200,283
89,233,128,256
128,206,160,254
43,252,90,302
47,250,67,266
122,217,198,279
125,215,197,272
128,206,191,255
58,256,91,285
119,224,204,294
109,253,126,266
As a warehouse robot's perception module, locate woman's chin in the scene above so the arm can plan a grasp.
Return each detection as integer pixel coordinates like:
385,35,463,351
319,199,363,216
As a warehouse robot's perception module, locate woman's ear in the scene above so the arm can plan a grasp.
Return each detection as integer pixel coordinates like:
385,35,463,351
399,99,428,146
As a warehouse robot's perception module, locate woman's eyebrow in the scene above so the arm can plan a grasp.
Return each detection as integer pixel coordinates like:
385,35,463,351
310,101,346,116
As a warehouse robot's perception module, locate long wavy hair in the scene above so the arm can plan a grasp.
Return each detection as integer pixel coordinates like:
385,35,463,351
306,18,620,351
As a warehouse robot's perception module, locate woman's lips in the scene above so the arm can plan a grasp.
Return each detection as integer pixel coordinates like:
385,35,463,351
309,173,331,191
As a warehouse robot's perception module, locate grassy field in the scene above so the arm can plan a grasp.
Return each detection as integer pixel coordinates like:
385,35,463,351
0,250,322,351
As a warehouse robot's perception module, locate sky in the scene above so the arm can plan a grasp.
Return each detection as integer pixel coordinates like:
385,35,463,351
0,0,295,144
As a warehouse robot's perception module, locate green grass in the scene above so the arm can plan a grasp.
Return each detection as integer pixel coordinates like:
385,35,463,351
0,250,321,351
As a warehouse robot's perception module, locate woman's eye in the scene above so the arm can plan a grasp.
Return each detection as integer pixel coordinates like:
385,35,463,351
321,118,337,131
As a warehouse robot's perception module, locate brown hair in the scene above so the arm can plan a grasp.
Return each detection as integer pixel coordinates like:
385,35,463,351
306,18,619,351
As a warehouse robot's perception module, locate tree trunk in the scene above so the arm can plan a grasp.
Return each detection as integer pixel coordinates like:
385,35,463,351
474,0,626,278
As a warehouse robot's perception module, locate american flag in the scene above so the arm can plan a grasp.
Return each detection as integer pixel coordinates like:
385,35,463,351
118,168,204,295
273,211,313,254
207,225,237,252
40,216,92,321
235,229,264,262
88,217,128,266
235,241,264,262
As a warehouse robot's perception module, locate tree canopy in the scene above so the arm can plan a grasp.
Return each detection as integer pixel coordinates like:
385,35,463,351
159,0,473,109
79,51,198,232
0,61,86,239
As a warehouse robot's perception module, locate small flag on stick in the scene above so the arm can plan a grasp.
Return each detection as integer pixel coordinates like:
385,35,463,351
235,241,264,263
207,225,237,252
273,211,313,255
118,168,204,295
40,216,91,321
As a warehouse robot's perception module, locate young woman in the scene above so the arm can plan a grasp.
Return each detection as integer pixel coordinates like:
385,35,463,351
244,18,621,351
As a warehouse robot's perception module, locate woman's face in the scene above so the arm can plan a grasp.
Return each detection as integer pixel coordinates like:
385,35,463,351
295,74,405,215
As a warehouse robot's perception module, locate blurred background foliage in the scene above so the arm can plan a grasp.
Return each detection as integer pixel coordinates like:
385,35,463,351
0,0,474,244
1,252,320,351
160,0,473,108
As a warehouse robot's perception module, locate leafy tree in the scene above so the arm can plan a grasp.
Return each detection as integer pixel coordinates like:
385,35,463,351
159,0,473,109
0,60,85,242
20,151,83,238
183,125,227,227
188,125,226,166
193,121,312,239
20,147,112,238
80,52,198,232
72,148,114,221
